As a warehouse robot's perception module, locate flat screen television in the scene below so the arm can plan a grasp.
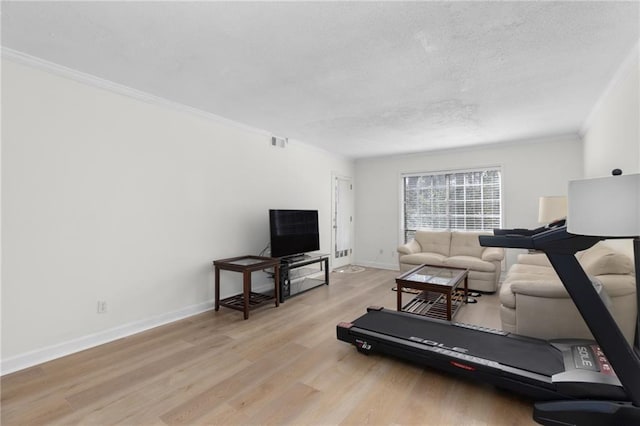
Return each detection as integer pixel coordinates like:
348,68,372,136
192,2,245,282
269,209,320,258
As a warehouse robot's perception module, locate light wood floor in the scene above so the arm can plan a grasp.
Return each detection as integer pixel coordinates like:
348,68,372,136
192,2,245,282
1,267,536,425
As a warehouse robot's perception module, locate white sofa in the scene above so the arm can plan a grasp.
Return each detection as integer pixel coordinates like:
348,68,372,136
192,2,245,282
500,242,637,343
397,230,505,292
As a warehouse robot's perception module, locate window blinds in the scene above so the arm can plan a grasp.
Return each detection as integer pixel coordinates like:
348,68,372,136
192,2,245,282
403,169,502,242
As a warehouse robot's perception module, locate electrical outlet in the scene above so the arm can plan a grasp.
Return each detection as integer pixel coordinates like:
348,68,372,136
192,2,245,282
97,300,107,314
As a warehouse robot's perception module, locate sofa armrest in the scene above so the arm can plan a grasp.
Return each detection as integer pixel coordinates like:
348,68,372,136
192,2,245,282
509,278,571,298
481,247,504,262
398,239,421,255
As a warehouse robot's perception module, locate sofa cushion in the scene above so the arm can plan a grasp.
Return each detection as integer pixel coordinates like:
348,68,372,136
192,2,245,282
399,252,447,267
509,277,569,298
414,230,451,257
444,255,496,272
516,253,552,267
507,263,558,277
578,243,633,276
449,231,486,258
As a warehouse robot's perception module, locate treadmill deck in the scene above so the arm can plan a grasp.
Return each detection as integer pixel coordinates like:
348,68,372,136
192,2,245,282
350,309,565,377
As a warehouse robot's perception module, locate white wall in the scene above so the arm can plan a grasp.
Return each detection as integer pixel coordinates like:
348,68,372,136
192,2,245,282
583,44,639,178
354,136,583,271
1,59,353,371
581,43,639,258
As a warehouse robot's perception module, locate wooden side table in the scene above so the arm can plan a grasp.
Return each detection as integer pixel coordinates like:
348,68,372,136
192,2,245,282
213,255,280,320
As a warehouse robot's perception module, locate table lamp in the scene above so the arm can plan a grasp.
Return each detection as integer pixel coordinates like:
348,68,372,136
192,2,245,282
567,171,640,346
538,195,567,224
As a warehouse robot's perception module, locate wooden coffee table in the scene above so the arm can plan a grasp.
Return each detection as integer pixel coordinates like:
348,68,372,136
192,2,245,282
396,264,469,321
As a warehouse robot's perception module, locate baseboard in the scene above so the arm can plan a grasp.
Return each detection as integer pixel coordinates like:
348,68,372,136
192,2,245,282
354,260,399,271
1,301,214,376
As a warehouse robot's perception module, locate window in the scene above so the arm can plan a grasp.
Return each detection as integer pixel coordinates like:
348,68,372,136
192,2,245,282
402,168,502,242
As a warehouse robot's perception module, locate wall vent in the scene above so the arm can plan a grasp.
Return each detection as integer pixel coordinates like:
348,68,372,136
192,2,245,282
271,136,288,148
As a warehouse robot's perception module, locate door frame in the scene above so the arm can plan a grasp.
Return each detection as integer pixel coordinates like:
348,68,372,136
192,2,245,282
331,173,354,270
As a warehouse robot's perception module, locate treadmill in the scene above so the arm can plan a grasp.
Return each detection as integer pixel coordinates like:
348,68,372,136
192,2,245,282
337,226,640,425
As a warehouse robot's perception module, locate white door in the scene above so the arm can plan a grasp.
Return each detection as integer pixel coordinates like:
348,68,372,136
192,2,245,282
332,174,354,269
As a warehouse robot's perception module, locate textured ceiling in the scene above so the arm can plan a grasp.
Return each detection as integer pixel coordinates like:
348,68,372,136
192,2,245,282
2,1,639,159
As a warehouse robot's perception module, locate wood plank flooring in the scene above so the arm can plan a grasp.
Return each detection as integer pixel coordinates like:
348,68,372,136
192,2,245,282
1,267,536,425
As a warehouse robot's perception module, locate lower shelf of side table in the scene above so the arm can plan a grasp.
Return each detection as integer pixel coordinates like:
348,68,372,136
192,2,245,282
402,290,466,320
219,291,275,312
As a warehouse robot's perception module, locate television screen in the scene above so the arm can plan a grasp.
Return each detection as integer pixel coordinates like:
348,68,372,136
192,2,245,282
269,209,320,258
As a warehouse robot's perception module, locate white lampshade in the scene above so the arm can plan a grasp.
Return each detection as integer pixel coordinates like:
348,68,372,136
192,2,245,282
538,196,568,223
567,173,640,237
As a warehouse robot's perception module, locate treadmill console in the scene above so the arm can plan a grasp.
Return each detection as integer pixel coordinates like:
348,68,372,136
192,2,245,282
571,344,614,375
492,219,565,237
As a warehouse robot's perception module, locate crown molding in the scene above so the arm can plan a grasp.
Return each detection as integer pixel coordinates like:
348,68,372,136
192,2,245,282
1,47,271,138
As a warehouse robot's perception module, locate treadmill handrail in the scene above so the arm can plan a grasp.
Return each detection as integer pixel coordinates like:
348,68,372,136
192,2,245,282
480,227,601,253
479,233,535,249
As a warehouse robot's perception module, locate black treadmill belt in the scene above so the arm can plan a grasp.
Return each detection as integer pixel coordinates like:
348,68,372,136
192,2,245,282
352,310,564,377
